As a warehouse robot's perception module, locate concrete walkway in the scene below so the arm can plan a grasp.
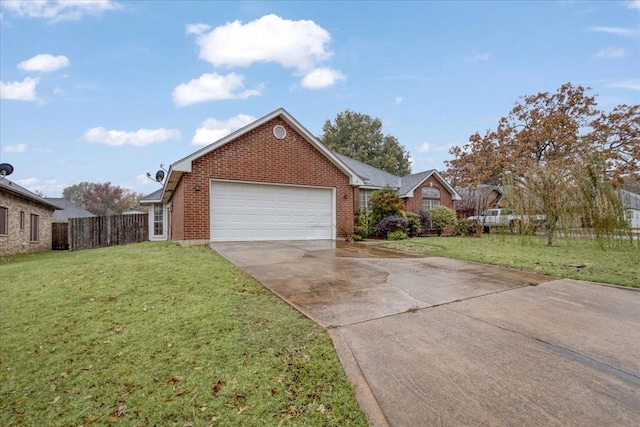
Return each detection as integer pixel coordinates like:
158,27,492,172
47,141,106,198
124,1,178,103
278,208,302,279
211,240,640,426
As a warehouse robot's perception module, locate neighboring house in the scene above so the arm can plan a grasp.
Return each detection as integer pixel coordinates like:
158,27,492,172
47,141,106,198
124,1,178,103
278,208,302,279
0,179,61,255
43,198,97,223
140,108,460,243
454,184,503,219
122,209,146,215
621,190,640,230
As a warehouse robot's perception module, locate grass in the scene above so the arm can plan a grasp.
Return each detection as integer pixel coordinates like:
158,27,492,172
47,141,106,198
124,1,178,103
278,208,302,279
0,242,367,426
382,234,640,288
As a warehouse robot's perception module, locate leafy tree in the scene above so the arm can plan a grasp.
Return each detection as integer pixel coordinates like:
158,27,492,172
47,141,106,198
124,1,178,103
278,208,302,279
369,187,404,224
445,83,638,246
320,110,412,176
69,182,142,216
62,182,95,206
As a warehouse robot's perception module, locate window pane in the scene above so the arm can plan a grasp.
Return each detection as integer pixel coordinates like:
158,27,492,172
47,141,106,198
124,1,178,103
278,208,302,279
0,207,7,235
20,211,25,230
422,199,440,212
153,204,164,236
422,187,440,198
30,214,39,241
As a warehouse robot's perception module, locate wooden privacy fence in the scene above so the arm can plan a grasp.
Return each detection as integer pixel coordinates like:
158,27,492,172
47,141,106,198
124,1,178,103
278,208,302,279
66,214,148,251
52,223,70,250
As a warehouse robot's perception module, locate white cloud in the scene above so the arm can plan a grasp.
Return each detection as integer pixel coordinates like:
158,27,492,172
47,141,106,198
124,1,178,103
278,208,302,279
4,143,27,153
466,53,491,62
193,14,332,72
186,23,210,35
0,77,39,101
18,54,70,72
1,0,121,23
595,47,624,58
588,26,640,38
628,0,640,10
191,114,256,146
416,142,431,153
395,96,403,105
83,127,181,146
301,67,345,89
608,79,640,90
172,72,261,107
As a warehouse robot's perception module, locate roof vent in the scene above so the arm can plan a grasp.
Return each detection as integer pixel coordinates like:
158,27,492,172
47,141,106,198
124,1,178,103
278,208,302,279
273,125,287,140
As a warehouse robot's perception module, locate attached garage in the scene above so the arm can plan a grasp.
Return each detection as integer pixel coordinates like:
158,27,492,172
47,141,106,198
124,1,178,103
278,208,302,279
210,180,335,241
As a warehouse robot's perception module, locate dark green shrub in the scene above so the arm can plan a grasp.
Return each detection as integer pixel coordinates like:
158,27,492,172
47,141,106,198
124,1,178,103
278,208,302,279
428,206,458,236
454,219,481,236
369,188,404,224
354,209,375,239
374,215,409,238
387,230,408,240
405,212,422,237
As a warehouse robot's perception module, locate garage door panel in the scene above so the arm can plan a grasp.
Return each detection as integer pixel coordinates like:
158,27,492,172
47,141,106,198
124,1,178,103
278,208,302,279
210,181,334,241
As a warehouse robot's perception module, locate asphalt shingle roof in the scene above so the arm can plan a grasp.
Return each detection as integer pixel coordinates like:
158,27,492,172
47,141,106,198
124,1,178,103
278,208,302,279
43,198,96,222
334,153,401,189
0,179,61,210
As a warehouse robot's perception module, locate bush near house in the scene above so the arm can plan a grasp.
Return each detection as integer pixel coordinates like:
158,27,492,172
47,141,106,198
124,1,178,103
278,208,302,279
374,215,409,239
428,206,458,236
369,188,404,224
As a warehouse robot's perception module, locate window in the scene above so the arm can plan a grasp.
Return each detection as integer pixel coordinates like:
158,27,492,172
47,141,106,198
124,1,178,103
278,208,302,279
421,186,440,212
0,207,7,235
153,204,164,236
20,211,25,230
30,214,39,242
359,190,373,211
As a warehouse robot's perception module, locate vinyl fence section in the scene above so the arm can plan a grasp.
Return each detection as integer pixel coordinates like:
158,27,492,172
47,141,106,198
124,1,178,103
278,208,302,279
68,214,148,251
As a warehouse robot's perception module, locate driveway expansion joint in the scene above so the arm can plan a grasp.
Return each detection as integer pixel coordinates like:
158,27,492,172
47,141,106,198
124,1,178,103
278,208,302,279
443,305,640,388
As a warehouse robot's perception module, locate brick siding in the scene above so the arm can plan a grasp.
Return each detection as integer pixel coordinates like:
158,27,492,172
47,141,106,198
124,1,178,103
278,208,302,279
170,118,355,241
403,176,455,213
0,192,54,255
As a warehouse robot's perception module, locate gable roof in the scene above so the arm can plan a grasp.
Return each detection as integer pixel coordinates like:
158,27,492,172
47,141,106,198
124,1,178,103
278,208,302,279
43,198,97,222
0,179,61,210
140,188,163,204
151,108,364,204
335,154,460,201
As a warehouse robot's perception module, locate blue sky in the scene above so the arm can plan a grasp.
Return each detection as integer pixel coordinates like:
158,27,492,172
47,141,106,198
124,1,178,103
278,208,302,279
1,0,638,197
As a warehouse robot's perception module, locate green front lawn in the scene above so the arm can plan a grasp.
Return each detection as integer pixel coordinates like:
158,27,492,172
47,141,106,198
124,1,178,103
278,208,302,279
0,243,367,426
383,235,640,288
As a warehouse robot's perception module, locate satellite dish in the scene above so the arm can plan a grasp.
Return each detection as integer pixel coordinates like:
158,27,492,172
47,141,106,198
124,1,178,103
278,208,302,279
155,170,165,182
0,163,14,177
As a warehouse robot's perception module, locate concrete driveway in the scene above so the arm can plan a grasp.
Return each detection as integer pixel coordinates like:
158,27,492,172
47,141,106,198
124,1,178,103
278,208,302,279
211,240,640,426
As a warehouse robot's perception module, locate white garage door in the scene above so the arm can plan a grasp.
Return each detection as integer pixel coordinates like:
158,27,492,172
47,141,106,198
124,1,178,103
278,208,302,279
210,181,334,241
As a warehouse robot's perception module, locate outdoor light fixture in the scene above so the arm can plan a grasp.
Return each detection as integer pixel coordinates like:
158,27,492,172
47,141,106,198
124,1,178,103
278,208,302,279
195,184,201,191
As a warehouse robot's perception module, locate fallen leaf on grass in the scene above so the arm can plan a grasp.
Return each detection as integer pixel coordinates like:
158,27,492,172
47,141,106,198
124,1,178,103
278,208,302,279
211,379,223,394
82,416,98,425
199,405,207,412
50,396,61,405
167,377,179,385
117,405,127,417
176,388,188,397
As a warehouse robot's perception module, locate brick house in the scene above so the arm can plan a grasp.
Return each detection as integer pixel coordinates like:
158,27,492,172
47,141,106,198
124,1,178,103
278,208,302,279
141,108,460,243
0,179,61,255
